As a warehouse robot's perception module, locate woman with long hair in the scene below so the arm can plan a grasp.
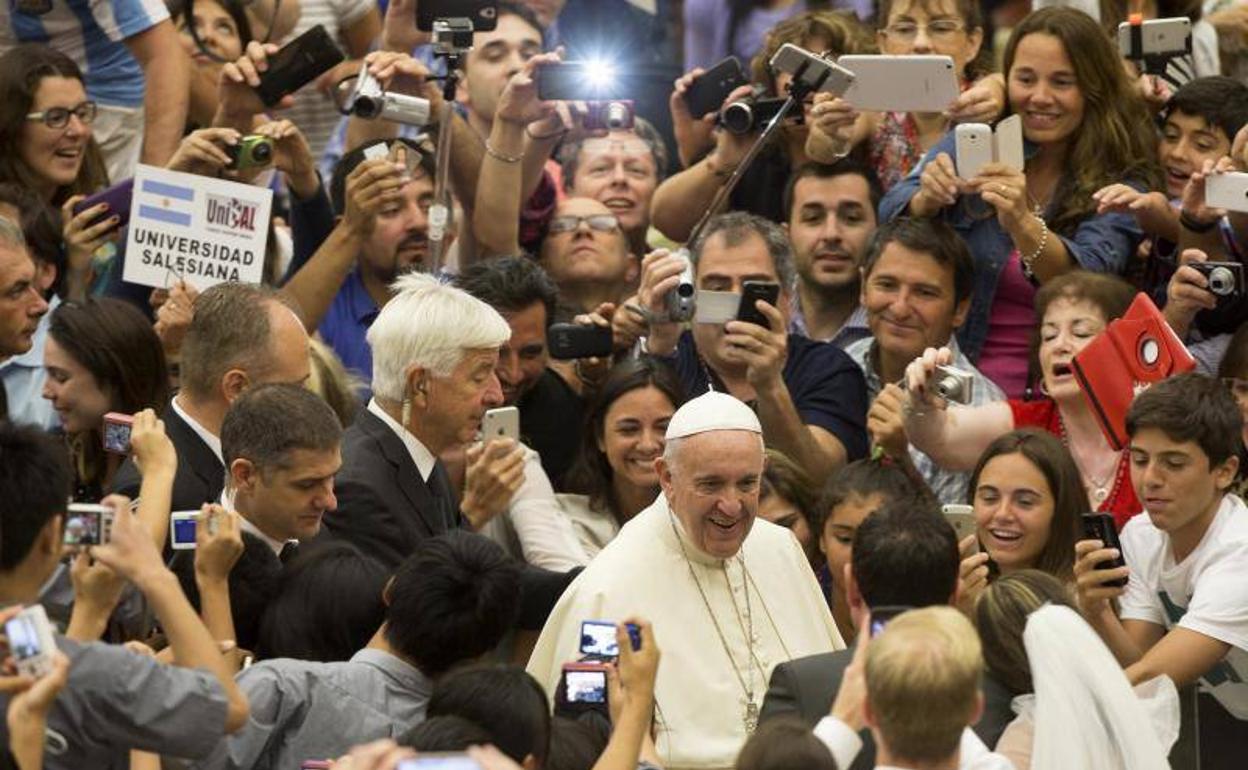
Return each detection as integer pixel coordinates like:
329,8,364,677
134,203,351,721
42,298,169,498
881,7,1162,398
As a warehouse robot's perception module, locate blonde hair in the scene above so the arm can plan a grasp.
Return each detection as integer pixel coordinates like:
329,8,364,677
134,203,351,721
866,606,982,763
307,337,362,426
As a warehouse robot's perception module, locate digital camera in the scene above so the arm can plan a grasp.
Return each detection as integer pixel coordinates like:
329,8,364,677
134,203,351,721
933,365,975,405
1191,261,1244,301
226,135,274,171
583,100,635,132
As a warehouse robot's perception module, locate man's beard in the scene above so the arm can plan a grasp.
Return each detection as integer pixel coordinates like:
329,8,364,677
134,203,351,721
391,233,430,277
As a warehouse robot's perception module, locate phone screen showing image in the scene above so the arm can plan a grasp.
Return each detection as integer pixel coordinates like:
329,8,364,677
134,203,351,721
172,517,198,547
565,670,607,703
579,621,619,657
5,616,41,660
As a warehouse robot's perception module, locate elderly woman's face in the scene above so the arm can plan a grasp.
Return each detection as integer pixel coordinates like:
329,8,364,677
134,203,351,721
1037,297,1106,403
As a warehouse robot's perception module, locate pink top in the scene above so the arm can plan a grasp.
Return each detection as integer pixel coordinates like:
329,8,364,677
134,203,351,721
979,251,1036,399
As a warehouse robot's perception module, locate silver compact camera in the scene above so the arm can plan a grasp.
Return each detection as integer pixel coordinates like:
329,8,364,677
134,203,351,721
666,249,696,322
933,364,974,405
347,69,432,126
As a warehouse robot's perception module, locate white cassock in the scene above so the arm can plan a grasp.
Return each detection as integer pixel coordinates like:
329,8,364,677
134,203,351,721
527,495,844,770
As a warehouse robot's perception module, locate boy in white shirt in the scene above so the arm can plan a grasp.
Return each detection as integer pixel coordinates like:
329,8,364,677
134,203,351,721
1075,373,1248,752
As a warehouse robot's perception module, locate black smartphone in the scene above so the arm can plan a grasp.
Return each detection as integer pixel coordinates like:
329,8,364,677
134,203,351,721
417,0,498,31
254,25,345,107
536,62,628,102
548,323,613,360
1081,512,1127,588
868,605,912,637
736,281,780,329
684,56,749,119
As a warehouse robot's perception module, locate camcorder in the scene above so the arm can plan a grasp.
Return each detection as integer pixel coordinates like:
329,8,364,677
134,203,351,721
667,249,696,322
343,68,432,127
720,94,789,135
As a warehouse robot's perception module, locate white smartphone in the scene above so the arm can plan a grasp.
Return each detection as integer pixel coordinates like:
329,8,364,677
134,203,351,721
994,115,1024,172
769,43,856,96
942,504,980,553
955,123,993,180
1117,17,1191,60
481,406,520,443
170,510,199,550
5,605,58,678
839,55,959,113
1205,172,1248,213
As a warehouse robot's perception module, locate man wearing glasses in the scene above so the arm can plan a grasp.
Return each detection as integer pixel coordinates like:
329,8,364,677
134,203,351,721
537,197,638,315
1,2,189,179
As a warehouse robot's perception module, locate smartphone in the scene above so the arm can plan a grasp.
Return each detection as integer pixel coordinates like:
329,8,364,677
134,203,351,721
548,323,613,360
63,503,113,546
4,605,57,678
1205,172,1248,213
1117,17,1192,60
868,605,912,637
955,123,993,180
536,61,628,102
942,504,979,553
769,43,855,96
565,667,607,704
170,511,199,550
71,178,134,230
736,281,780,329
684,56,749,119
1081,512,1127,588
480,406,519,443
416,0,498,32
101,412,133,454
254,25,345,107
396,755,484,770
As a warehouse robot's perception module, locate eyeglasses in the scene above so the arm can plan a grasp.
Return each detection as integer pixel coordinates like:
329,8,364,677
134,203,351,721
1223,377,1248,399
26,101,97,129
548,214,620,235
883,20,966,41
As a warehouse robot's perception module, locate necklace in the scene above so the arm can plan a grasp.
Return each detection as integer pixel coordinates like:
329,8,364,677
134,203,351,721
667,513,760,733
1059,417,1120,504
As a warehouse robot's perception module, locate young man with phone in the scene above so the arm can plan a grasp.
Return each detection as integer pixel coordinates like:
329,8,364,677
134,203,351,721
1075,374,1248,754
844,217,1005,504
0,422,250,769
633,212,869,479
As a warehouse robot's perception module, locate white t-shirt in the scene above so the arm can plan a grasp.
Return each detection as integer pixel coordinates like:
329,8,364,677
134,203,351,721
1119,494,1248,720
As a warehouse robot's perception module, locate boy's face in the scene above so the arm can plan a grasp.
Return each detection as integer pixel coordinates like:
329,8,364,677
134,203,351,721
1128,427,1239,534
1159,110,1232,199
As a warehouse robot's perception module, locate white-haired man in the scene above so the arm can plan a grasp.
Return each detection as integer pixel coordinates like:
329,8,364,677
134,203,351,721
527,390,843,770
323,273,526,568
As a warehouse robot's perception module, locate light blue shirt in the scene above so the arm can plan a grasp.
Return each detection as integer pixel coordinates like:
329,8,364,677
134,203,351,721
0,292,59,431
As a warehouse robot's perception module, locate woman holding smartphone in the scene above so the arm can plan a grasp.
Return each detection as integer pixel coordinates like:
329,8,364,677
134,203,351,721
41,298,169,499
904,271,1144,532
879,7,1161,398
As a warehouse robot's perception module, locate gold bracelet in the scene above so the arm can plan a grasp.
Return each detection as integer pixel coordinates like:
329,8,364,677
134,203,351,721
484,141,522,164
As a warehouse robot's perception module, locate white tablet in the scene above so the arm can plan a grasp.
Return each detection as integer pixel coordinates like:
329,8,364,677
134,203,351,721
839,55,960,113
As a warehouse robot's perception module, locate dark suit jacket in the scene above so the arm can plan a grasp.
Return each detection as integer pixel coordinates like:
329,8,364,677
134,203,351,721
760,647,1017,769
110,400,225,511
168,531,283,651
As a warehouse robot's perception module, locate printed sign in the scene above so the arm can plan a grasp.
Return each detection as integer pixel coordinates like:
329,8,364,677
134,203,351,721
123,165,273,290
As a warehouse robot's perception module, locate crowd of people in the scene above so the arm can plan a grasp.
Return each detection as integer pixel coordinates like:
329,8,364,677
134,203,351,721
0,0,1246,769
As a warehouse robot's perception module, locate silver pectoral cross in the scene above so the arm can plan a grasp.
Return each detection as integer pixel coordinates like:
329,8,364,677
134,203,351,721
744,699,759,733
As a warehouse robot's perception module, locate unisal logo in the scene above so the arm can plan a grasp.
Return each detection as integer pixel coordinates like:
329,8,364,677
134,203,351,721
205,194,260,232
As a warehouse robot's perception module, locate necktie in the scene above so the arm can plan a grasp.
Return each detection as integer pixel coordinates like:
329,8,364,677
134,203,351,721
426,462,460,531
278,540,300,564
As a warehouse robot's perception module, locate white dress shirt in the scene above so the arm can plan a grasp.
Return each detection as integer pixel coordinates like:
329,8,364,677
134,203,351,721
814,716,1018,770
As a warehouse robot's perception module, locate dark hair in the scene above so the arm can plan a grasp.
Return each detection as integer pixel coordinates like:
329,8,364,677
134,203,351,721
385,532,521,676
221,383,342,474
751,9,874,94
862,217,975,304
852,497,959,609
461,0,544,76
974,569,1076,695
0,183,65,297
783,158,883,223
0,44,108,204
734,716,839,770
545,717,609,770
761,449,820,546
967,429,1086,582
455,256,559,327
557,116,669,190
564,357,685,515
876,0,988,78
330,137,437,215
399,715,495,752
255,540,388,661
1162,76,1248,146
428,664,551,766
167,0,255,51
812,459,923,539
0,422,72,570
179,282,288,400
1217,322,1248,382
691,211,797,293
1127,373,1245,468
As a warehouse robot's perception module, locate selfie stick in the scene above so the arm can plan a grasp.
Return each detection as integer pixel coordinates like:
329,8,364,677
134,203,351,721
426,19,475,274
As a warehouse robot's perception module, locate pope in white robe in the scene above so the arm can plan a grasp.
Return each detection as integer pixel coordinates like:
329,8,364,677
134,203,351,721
527,391,844,770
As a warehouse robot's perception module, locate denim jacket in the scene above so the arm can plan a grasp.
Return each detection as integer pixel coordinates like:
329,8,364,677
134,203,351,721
879,130,1145,362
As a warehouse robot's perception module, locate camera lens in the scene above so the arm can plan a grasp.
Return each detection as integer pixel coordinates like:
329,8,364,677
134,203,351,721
604,102,630,130
721,101,754,135
1208,266,1233,296
935,375,957,399
252,142,272,163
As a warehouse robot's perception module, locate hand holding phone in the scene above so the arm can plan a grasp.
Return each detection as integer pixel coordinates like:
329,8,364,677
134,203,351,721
480,406,520,443
736,281,780,329
4,605,59,678
1079,513,1128,588
102,413,134,454
71,179,134,231
251,26,345,108
548,323,613,360
684,57,748,119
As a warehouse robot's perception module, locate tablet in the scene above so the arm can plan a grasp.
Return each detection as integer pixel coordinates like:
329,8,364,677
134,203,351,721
839,55,960,113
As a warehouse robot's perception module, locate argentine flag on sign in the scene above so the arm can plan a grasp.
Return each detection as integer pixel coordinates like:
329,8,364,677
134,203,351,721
138,180,195,227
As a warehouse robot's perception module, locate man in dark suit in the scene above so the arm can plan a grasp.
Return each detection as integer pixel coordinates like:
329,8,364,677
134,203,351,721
170,384,342,650
760,498,1015,768
111,283,311,511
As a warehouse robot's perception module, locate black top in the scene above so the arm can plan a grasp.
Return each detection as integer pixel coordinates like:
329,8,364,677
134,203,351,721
110,400,225,512
518,369,585,491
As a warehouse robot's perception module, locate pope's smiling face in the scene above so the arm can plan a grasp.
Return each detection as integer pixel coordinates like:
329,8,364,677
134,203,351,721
657,430,765,559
